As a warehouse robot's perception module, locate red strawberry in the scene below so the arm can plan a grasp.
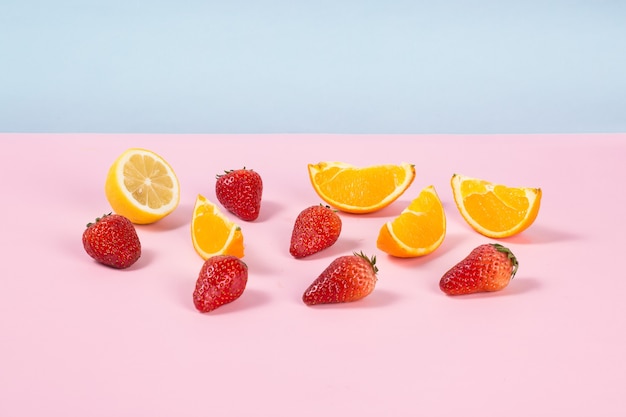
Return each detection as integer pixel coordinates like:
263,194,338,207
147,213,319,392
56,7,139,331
303,252,378,305
439,243,519,295
193,255,248,312
290,204,342,258
215,168,263,221
82,213,141,269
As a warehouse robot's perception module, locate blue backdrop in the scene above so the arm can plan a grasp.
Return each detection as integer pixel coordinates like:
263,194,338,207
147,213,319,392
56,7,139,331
2,0,625,133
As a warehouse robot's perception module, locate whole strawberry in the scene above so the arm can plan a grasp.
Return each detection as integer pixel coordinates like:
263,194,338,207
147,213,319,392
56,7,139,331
215,168,263,221
439,243,519,295
82,213,141,269
303,252,378,305
290,204,342,258
193,255,248,312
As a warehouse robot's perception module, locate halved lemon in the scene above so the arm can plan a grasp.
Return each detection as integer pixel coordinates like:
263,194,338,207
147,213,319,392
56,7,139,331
105,148,180,224
376,185,446,257
191,194,244,259
307,161,415,214
451,173,542,238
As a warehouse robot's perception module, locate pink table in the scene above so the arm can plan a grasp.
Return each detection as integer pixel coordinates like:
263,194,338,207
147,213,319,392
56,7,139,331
1,133,625,416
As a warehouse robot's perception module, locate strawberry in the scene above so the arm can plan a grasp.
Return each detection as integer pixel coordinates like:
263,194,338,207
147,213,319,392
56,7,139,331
215,168,263,221
82,213,141,269
193,255,248,312
439,243,519,295
290,204,342,258
303,252,378,305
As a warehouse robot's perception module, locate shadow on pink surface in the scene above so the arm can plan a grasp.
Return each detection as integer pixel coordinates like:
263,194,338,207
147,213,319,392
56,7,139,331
254,200,286,223
137,203,193,232
176,287,274,315
434,276,543,299
287,236,366,261
298,288,403,310
381,232,472,268
501,225,582,244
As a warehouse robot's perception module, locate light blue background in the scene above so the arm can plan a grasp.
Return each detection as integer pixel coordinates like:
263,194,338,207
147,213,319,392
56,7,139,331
2,0,625,133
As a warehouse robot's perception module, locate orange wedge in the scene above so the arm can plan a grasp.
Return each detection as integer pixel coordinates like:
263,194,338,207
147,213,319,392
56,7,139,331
191,194,244,259
307,162,415,214
105,148,180,224
376,185,446,257
451,174,542,238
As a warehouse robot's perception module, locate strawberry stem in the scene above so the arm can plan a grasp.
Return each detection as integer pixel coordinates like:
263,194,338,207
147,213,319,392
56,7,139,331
354,251,378,274
216,170,233,179
216,167,251,179
86,213,112,228
319,203,337,212
491,243,519,278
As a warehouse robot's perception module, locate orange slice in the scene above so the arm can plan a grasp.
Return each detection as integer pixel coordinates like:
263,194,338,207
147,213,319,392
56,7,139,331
451,174,542,238
191,194,244,259
376,185,446,257
307,162,415,214
105,148,180,224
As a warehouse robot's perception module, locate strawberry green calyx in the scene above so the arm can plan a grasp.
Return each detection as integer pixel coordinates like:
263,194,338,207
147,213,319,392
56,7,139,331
215,170,233,179
216,167,250,179
86,213,112,228
491,243,519,279
319,203,338,212
354,251,379,274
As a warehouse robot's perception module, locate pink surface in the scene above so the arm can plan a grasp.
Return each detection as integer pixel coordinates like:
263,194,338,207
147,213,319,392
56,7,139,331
1,133,625,416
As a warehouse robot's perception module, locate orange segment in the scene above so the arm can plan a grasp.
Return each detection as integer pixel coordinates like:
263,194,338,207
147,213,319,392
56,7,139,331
376,185,446,257
191,194,244,259
451,174,542,238
105,148,180,224
308,162,415,213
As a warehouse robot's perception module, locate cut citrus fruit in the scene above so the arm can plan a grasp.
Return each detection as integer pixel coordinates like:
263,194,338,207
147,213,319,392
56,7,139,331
307,162,415,214
105,148,180,224
376,185,446,257
191,194,244,259
451,174,542,238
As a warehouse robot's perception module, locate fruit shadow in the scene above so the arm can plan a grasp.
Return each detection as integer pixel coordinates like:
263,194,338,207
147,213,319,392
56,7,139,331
77,247,157,272
137,203,193,232
430,276,542,298
126,248,157,270
255,200,285,222
498,225,583,245
302,288,401,310
338,200,407,219
203,289,273,315
175,278,272,315
295,236,365,261
381,232,469,268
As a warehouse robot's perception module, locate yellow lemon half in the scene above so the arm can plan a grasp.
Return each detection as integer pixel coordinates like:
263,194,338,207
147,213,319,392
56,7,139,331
105,148,180,224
